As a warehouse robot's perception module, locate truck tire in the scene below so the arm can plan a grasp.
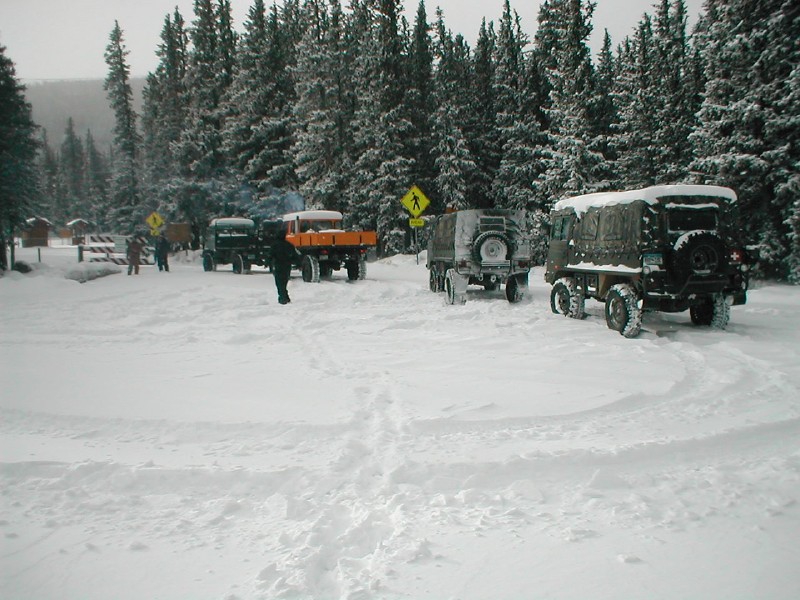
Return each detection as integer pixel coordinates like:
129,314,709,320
472,231,510,263
690,294,730,329
505,273,527,303
302,255,320,283
429,267,442,292
232,254,244,274
605,283,642,338
445,269,466,305
347,257,366,281
202,253,215,272
550,277,585,319
671,231,726,280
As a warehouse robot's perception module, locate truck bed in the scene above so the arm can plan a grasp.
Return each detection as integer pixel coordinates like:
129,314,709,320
288,231,377,248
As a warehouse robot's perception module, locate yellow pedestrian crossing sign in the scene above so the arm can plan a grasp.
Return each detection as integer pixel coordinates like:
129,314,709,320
146,211,164,230
401,185,430,218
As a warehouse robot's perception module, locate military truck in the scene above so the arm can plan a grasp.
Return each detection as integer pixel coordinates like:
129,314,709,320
545,184,749,337
427,209,531,304
202,217,283,273
282,210,377,282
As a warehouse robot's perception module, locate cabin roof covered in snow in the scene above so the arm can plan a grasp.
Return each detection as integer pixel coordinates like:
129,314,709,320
283,210,343,221
554,185,737,216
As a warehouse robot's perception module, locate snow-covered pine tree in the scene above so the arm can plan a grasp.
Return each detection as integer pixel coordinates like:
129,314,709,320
759,0,800,282
176,0,230,181
652,0,695,183
468,19,500,208
431,102,475,213
104,21,142,232
83,130,109,229
56,118,85,225
36,131,58,223
347,1,415,254
491,0,529,209
405,1,436,204
535,0,605,203
614,15,662,188
142,9,188,192
587,30,619,183
0,45,39,271
691,0,797,279
291,0,352,212
170,0,242,226
221,0,271,181
223,0,299,197
430,9,476,212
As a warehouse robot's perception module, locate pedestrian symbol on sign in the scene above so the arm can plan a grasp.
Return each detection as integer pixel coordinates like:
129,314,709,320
401,185,430,218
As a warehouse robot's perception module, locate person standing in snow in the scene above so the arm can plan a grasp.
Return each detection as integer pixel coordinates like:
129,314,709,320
126,237,143,275
155,233,170,272
271,227,299,304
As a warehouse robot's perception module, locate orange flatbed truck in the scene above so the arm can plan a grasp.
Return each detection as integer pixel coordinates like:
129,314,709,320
283,210,377,282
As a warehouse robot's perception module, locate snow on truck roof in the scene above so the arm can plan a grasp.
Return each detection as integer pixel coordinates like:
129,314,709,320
209,217,254,227
554,185,737,216
282,210,343,221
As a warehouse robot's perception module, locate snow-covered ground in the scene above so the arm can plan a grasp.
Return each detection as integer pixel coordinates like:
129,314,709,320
2,245,799,600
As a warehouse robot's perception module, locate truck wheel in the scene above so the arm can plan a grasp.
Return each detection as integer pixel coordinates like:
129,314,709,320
690,294,730,329
473,231,510,263
505,273,527,303
550,277,585,318
320,263,333,278
605,283,642,338
202,253,215,272
445,269,466,305
302,255,320,283
232,254,244,274
671,232,726,280
429,268,441,292
347,257,367,280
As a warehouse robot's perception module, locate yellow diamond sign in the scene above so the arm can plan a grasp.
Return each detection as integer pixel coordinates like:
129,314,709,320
146,211,164,230
401,185,430,218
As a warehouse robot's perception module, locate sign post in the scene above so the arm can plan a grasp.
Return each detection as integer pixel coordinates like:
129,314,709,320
401,186,431,264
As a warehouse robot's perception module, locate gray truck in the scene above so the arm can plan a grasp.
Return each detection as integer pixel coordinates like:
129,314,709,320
545,184,750,337
427,209,532,304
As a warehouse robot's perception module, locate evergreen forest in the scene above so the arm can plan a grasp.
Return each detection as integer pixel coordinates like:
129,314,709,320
2,0,799,281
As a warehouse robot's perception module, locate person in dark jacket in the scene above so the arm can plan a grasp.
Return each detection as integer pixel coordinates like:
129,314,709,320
155,233,170,272
127,237,143,275
271,228,299,304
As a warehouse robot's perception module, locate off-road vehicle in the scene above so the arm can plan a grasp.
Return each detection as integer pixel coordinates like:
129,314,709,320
427,209,531,304
545,184,749,337
282,210,377,282
202,217,283,274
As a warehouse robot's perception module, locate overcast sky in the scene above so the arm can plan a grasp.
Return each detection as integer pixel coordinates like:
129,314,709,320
0,0,703,81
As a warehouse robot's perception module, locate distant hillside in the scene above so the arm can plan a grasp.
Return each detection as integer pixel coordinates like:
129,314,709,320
23,78,145,153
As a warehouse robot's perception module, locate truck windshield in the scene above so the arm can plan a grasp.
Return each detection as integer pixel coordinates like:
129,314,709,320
667,208,718,232
300,220,341,232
